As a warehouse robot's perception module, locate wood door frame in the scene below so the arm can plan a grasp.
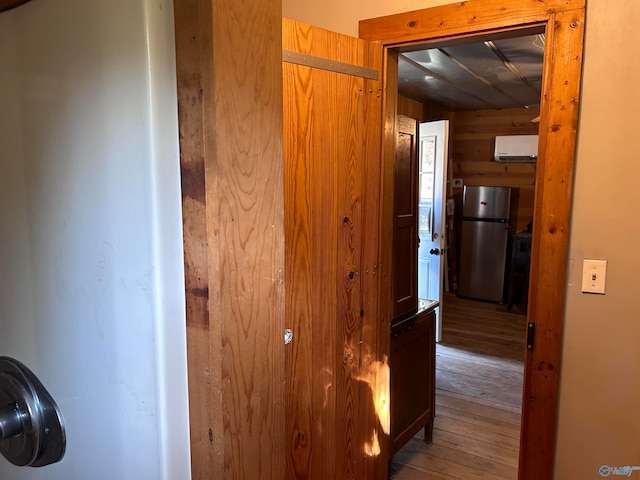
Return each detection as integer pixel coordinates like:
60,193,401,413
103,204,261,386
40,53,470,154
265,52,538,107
360,1,586,479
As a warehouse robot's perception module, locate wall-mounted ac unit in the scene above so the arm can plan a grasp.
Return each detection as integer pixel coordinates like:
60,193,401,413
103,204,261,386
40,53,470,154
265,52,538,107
494,135,538,162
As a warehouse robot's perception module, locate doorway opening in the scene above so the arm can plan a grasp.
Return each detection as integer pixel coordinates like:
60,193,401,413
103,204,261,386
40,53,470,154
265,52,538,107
392,28,545,479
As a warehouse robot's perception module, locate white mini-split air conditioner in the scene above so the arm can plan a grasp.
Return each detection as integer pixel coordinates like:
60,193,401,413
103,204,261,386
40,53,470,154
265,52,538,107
494,135,539,162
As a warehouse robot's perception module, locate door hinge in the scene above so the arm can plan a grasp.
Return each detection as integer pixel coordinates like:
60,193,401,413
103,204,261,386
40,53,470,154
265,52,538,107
526,322,535,350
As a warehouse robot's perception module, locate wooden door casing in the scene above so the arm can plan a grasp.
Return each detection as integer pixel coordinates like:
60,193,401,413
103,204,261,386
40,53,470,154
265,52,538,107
360,1,586,479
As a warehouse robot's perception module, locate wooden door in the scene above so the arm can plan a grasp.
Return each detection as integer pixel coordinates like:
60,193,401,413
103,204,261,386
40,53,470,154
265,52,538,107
360,1,586,479
283,18,386,480
393,115,419,320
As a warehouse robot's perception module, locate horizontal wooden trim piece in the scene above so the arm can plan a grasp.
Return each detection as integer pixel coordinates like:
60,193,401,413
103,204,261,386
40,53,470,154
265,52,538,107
359,0,585,45
282,49,379,80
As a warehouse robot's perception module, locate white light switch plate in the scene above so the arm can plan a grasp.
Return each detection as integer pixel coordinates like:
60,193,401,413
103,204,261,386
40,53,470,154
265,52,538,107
581,259,607,294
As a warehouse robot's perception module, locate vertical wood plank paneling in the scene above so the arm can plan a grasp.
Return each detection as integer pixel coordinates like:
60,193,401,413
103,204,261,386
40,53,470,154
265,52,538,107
283,18,384,480
335,65,362,479
175,0,285,478
519,9,585,480
210,0,285,476
376,47,399,480
312,60,340,479
283,54,314,480
173,1,219,478
361,41,387,480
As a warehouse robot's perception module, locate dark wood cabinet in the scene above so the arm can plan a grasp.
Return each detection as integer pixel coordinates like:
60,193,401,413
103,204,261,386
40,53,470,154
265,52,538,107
389,305,436,454
389,116,437,455
389,114,437,456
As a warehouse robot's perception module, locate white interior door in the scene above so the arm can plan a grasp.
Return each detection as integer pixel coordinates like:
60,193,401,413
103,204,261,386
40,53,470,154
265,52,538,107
417,120,449,342
0,1,191,478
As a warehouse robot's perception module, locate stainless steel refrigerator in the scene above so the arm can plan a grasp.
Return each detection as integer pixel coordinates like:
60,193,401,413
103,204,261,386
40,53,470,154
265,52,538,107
458,185,512,302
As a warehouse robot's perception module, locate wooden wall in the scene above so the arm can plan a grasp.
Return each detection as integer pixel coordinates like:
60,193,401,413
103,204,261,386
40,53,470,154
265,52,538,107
174,0,285,478
397,103,539,233
283,19,386,480
450,108,540,232
397,95,447,123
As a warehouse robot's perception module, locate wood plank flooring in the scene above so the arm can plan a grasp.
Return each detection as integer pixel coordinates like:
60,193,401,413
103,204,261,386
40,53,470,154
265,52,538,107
390,293,527,480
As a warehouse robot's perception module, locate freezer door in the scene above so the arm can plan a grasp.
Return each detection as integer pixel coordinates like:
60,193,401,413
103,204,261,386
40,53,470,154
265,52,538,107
458,220,510,302
0,1,191,478
462,185,511,220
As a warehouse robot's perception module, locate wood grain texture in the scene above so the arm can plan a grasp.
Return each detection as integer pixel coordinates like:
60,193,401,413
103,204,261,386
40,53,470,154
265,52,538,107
397,95,447,123
390,309,436,453
175,0,285,478
519,8,585,480
393,115,419,319
390,293,525,480
173,0,219,477
450,108,539,232
212,0,285,476
361,32,388,480
283,17,385,480
363,2,585,477
360,0,584,479
377,48,399,480
359,0,585,45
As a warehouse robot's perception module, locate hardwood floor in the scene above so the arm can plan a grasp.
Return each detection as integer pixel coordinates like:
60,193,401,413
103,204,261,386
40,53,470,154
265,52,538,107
390,293,527,480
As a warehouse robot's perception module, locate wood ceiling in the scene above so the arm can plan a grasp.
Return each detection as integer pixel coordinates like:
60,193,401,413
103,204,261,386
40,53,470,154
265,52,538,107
397,31,545,111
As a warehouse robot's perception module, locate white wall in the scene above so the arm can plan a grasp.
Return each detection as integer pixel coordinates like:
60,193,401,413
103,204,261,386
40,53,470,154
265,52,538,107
282,0,640,478
283,0,446,37
0,1,190,478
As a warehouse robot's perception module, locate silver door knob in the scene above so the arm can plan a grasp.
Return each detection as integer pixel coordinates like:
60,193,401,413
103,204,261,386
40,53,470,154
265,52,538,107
0,357,65,467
